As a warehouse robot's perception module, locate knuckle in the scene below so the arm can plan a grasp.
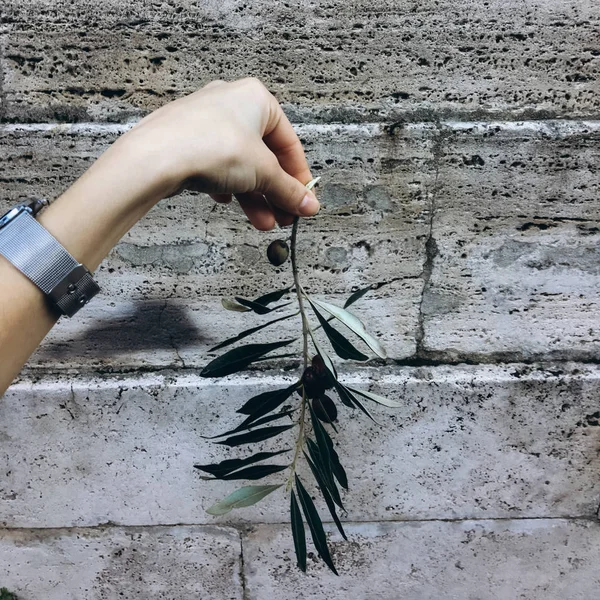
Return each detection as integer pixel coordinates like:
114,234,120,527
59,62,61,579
241,77,270,97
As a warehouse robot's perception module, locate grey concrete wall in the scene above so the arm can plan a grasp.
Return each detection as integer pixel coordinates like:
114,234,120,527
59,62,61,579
1,1,599,598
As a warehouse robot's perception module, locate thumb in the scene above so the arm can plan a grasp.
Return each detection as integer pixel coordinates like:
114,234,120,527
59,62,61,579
257,150,320,217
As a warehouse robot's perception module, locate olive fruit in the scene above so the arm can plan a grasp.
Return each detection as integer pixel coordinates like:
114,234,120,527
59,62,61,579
267,239,289,266
301,366,325,399
311,354,334,390
312,395,338,423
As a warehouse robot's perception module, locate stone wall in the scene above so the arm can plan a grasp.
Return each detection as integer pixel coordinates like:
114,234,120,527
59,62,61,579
0,1,599,598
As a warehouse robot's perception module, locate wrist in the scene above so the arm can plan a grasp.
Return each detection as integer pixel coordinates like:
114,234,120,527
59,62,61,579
37,131,170,271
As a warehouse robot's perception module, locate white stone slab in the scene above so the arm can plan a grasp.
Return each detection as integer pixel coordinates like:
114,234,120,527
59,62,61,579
2,365,599,528
242,519,600,599
0,525,242,600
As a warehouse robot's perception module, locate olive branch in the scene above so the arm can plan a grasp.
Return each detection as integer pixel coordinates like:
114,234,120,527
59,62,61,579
196,178,399,574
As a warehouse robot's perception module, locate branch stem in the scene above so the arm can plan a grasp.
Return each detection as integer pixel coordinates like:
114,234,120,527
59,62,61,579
287,216,311,490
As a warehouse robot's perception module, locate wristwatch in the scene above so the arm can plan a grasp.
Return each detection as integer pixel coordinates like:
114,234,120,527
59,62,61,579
0,199,100,317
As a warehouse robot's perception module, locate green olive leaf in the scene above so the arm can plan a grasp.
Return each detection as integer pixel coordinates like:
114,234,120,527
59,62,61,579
253,287,292,307
236,383,300,418
309,298,387,359
200,339,296,378
216,424,295,447
304,451,347,540
345,385,402,408
294,475,338,575
194,450,290,478
221,298,251,312
206,484,282,516
201,464,288,481
209,312,299,352
308,299,369,361
344,285,374,309
290,491,307,573
334,382,380,424
202,409,294,440
308,328,338,380
235,297,293,315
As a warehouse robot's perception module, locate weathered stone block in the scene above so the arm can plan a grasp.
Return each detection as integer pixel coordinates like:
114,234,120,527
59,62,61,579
423,121,600,361
2,1,598,122
0,525,242,600
2,366,599,528
242,520,600,599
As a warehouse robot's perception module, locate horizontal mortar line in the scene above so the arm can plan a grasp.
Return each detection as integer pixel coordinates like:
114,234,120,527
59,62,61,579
1,120,600,136
13,360,600,391
1,515,598,534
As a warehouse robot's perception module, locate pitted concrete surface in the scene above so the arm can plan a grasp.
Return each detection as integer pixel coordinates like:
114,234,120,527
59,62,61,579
1,121,599,367
1,1,599,122
1,0,599,596
2,367,599,528
0,526,243,600
242,520,600,599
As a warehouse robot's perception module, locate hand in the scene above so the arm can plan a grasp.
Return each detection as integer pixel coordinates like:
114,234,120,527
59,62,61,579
123,77,320,230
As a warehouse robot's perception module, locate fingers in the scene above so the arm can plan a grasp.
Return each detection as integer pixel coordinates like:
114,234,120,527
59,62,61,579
271,205,296,228
257,148,320,217
203,79,226,90
263,101,313,186
235,192,276,231
208,193,233,204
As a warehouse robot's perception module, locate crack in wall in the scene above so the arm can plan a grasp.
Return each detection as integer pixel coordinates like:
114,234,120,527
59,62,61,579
0,515,597,534
415,123,449,359
16,354,600,380
238,530,249,600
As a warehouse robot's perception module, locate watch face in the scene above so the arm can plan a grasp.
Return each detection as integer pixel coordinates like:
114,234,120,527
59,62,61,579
0,206,24,229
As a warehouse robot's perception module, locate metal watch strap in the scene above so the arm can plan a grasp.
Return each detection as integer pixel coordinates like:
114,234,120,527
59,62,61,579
0,211,100,317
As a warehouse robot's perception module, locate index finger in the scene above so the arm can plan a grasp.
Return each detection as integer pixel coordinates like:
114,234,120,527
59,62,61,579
263,100,313,185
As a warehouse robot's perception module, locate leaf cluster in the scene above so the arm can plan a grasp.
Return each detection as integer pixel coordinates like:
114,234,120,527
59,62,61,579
198,183,398,574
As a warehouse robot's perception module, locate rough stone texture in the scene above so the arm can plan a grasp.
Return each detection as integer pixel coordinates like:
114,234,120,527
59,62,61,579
2,366,599,528
0,525,242,599
0,123,431,296
2,121,599,368
424,121,600,362
242,520,600,599
1,0,599,595
1,1,599,123
26,291,419,370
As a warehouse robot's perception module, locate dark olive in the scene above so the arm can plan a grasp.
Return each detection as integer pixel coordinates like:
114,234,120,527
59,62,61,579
301,366,325,399
312,395,338,423
311,354,334,389
267,239,289,266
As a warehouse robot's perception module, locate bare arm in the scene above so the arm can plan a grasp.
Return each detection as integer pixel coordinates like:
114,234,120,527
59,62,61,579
0,78,319,395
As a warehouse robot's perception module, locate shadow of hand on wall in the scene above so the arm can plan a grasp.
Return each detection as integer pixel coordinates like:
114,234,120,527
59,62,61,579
36,300,205,360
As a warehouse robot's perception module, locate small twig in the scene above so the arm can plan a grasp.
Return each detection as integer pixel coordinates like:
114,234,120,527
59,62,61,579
291,217,310,370
286,216,311,490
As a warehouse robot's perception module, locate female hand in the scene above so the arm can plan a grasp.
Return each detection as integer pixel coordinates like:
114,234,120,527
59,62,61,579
124,77,320,230
0,77,320,394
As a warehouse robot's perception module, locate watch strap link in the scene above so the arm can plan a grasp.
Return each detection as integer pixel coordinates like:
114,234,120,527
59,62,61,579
0,211,100,317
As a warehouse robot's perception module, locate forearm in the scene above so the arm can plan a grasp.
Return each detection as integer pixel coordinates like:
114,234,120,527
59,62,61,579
0,130,165,393
0,77,319,396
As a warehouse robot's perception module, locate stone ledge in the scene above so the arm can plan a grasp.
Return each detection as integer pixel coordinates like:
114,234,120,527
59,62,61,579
0,525,243,600
2,365,599,528
1,120,599,366
242,519,600,599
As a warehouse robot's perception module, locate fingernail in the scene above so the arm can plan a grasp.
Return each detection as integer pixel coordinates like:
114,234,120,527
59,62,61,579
299,192,319,216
